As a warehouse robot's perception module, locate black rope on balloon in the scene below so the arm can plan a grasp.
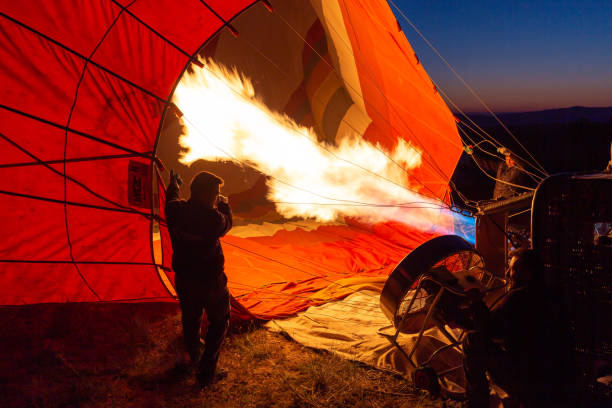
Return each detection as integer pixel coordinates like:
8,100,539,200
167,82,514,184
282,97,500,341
61,2,140,301
0,104,155,157
0,152,154,169
0,259,169,268
0,189,152,216
0,12,167,103
198,0,229,22
0,132,160,220
0,132,147,215
0,295,176,306
197,0,244,36
109,0,192,59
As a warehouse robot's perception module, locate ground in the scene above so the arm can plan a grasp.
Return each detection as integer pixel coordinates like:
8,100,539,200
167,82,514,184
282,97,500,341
0,303,446,408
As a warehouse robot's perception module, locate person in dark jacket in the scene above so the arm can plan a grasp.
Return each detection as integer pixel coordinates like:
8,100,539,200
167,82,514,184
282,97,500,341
165,170,233,388
471,147,533,248
462,249,553,407
471,147,531,201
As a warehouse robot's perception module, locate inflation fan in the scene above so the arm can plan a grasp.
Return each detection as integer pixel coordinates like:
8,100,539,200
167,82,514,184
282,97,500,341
378,234,504,397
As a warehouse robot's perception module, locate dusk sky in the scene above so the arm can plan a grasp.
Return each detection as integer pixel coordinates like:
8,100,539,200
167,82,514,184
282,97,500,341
390,0,612,113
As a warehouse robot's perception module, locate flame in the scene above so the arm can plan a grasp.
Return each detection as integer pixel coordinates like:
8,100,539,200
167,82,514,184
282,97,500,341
173,60,471,235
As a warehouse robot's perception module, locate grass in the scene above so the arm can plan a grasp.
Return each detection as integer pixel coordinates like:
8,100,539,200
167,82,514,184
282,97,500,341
0,303,445,408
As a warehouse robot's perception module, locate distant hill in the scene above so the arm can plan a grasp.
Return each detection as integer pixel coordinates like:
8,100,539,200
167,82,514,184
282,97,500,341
464,106,612,127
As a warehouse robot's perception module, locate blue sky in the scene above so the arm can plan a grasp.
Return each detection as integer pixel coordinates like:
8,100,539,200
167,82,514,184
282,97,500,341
390,0,612,112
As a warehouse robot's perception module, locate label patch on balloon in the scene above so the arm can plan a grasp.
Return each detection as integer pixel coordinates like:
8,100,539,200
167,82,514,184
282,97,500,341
128,160,151,208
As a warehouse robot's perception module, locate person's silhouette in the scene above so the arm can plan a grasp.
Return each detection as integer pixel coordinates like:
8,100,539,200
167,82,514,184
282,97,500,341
165,170,232,388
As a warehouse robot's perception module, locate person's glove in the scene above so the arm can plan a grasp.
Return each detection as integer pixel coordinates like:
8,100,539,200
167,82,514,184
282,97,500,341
498,147,513,158
170,169,183,186
217,195,230,211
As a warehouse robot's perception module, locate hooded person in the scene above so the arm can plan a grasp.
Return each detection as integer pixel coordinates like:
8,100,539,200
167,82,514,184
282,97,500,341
165,170,233,388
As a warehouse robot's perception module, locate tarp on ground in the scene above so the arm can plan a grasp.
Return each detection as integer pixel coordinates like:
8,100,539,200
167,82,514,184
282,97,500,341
266,282,465,392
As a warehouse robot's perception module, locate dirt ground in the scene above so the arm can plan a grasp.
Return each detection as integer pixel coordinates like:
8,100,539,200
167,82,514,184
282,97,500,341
0,302,449,408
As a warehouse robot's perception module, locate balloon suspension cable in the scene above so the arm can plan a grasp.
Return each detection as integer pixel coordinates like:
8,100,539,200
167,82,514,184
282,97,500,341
457,126,543,183
464,146,536,192
425,62,548,182
436,82,547,180
388,0,549,178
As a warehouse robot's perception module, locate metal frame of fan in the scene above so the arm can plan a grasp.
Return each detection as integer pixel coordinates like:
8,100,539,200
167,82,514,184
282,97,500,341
378,235,504,397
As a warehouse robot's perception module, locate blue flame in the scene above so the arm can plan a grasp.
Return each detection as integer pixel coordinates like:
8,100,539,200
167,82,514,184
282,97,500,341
452,212,476,244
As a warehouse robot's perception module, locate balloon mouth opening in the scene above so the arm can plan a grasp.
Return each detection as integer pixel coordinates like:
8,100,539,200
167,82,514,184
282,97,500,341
150,2,474,294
